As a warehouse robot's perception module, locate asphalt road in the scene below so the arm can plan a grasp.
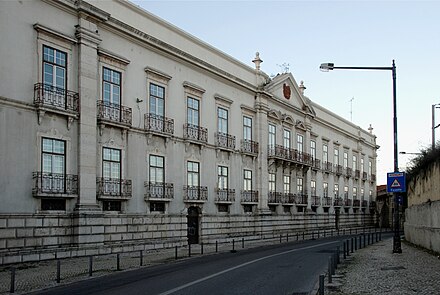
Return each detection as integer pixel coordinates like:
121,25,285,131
30,237,346,295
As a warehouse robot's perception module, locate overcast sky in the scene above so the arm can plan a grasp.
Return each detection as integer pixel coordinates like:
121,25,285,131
132,0,440,185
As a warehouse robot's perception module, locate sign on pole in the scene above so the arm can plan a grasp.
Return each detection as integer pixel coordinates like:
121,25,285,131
387,172,406,193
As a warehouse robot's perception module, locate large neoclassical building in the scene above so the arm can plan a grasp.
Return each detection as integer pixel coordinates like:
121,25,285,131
0,0,377,264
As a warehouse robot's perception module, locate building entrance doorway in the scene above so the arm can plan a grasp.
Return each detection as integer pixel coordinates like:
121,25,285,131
187,206,200,244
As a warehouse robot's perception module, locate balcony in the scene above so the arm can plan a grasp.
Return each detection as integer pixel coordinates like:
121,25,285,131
215,132,236,150
34,83,79,127
322,161,333,173
241,190,259,204
334,165,343,176
281,193,295,205
353,199,360,207
144,114,174,136
295,193,308,206
96,178,132,200
344,198,352,207
241,139,259,155
334,197,343,207
322,196,332,207
345,167,353,178
312,195,321,207
371,174,377,182
355,170,361,179
183,185,208,202
144,182,174,201
311,158,321,171
361,199,368,208
362,172,368,181
268,192,282,204
267,145,312,167
215,188,235,203
97,101,132,128
183,124,208,143
32,172,78,198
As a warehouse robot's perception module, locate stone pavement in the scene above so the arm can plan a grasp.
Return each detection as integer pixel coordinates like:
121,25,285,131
325,237,440,295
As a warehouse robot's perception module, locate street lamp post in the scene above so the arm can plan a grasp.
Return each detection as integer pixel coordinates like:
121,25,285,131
432,103,440,150
320,60,402,253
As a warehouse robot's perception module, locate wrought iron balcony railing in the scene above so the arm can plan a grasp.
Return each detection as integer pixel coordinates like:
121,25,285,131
370,201,376,209
311,158,321,170
97,101,132,126
215,132,236,150
361,199,368,208
267,145,312,166
268,192,282,204
183,124,208,143
362,172,368,181
144,182,174,200
183,185,208,202
32,172,78,196
215,188,235,203
322,196,332,207
241,139,259,155
295,193,308,206
96,177,132,199
353,199,360,207
144,114,174,135
34,83,79,113
334,165,343,175
371,174,377,182
241,190,259,203
355,170,361,179
322,161,333,173
312,195,321,206
281,193,296,204
344,198,352,207
334,197,343,207
345,167,353,178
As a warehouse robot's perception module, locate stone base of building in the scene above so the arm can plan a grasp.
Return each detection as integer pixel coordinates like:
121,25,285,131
0,212,374,265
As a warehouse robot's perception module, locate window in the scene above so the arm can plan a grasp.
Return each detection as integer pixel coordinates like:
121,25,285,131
218,204,229,213
334,184,339,197
218,107,228,134
43,45,66,91
283,129,291,149
103,67,121,105
369,190,373,199
187,97,199,126
149,155,164,184
283,175,290,193
42,138,66,192
41,199,66,211
268,173,276,192
344,186,349,198
343,151,348,168
150,202,165,212
297,134,304,153
323,182,328,197
103,200,121,212
361,158,364,175
268,124,276,147
322,144,328,163
243,116,252,141
149,83,165,116
368,160,372,175
218,166,228,189
297,178,303,194
187,161,199,187
244,170,252,191
353,187,357,198
103,148,121,180
311,180,316,195
353,155,357,171
310,140,316,159
334,149,339,166
361,188,365,198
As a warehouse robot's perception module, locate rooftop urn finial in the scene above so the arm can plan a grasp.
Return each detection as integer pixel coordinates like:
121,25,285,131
368,124,374,134
299,80,306,95
252,52,263,71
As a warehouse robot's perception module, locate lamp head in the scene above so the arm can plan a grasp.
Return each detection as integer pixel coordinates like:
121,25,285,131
320,63,334,72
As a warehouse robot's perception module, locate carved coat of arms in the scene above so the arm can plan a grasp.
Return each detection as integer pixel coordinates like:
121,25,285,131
283,83,291,99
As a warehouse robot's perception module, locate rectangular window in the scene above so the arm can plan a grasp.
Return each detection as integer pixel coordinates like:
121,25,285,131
323,182,328,197
268,173,276,192
103,67,121,105
311,180,316,195
244,170,252,191
42,138,65,175
243,116,252,141
344,186,349,198
41,198,66,211
353,155,357,171
283,175,290,194
361,188,365,198
334,149,339,166
334,184,339,197
149,83,165,116
43,45,66,90
217,107,228,134
150,202,165,212
187,161,199,187
361,158,364,175
322,144,328,163
343,151,348,168
103,200,121,212
368,160,372,175
149,155,164,183
369,190,373,199
297,134,304,153
187,97,200,126
310,140,316,159
297,178,303,194
283,129,291,149
268,124,276,147
353,187,357,198
103,148,121,180
218,166,228,189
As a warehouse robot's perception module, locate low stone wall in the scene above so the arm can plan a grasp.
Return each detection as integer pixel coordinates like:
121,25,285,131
405,200,440,253
0,211,374,265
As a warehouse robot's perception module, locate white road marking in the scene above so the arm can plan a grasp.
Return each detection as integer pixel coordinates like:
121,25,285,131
158,240,339,295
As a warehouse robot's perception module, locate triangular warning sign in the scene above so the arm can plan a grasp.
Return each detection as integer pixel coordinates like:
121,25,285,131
391,179,401,188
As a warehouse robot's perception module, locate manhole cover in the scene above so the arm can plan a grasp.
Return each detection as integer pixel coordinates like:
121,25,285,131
381,266,406,271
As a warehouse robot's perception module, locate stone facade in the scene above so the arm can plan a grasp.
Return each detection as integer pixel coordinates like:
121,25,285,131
0,0,377,264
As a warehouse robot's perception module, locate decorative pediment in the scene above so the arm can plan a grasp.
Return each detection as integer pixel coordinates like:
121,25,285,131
267,109,282,121
282,114,295,126
295,120,307,131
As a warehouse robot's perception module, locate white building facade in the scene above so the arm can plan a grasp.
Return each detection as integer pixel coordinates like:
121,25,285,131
0,0,377,264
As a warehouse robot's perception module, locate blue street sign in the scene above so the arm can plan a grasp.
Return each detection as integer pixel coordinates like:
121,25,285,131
387,172,406,193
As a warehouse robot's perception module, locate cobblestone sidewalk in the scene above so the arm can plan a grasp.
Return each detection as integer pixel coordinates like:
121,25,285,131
325,238,440,295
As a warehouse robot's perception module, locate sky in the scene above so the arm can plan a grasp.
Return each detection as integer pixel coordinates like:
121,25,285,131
132,0,440,185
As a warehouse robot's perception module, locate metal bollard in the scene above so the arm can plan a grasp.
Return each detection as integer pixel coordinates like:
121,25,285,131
242,237,245,248
343,242,347,259
363,234,366,248
189,243,192,257
351,238,354,253
232,239,235,252
175,246,178,260
336,246,340,264
287,233,289,242
201,243,204,255
324,230,326,237
312,232,314,240
89,256,93,277
10,267,15,293
297,232,299,240
347,239,351,256
56,260,61,283
117,253,120,271
303,232,305,240
140,250,143,266
328,257,332,283
280,234,282,243
331,229,333,236
319,274,325,295
216,241,218,253
331,255,335,275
